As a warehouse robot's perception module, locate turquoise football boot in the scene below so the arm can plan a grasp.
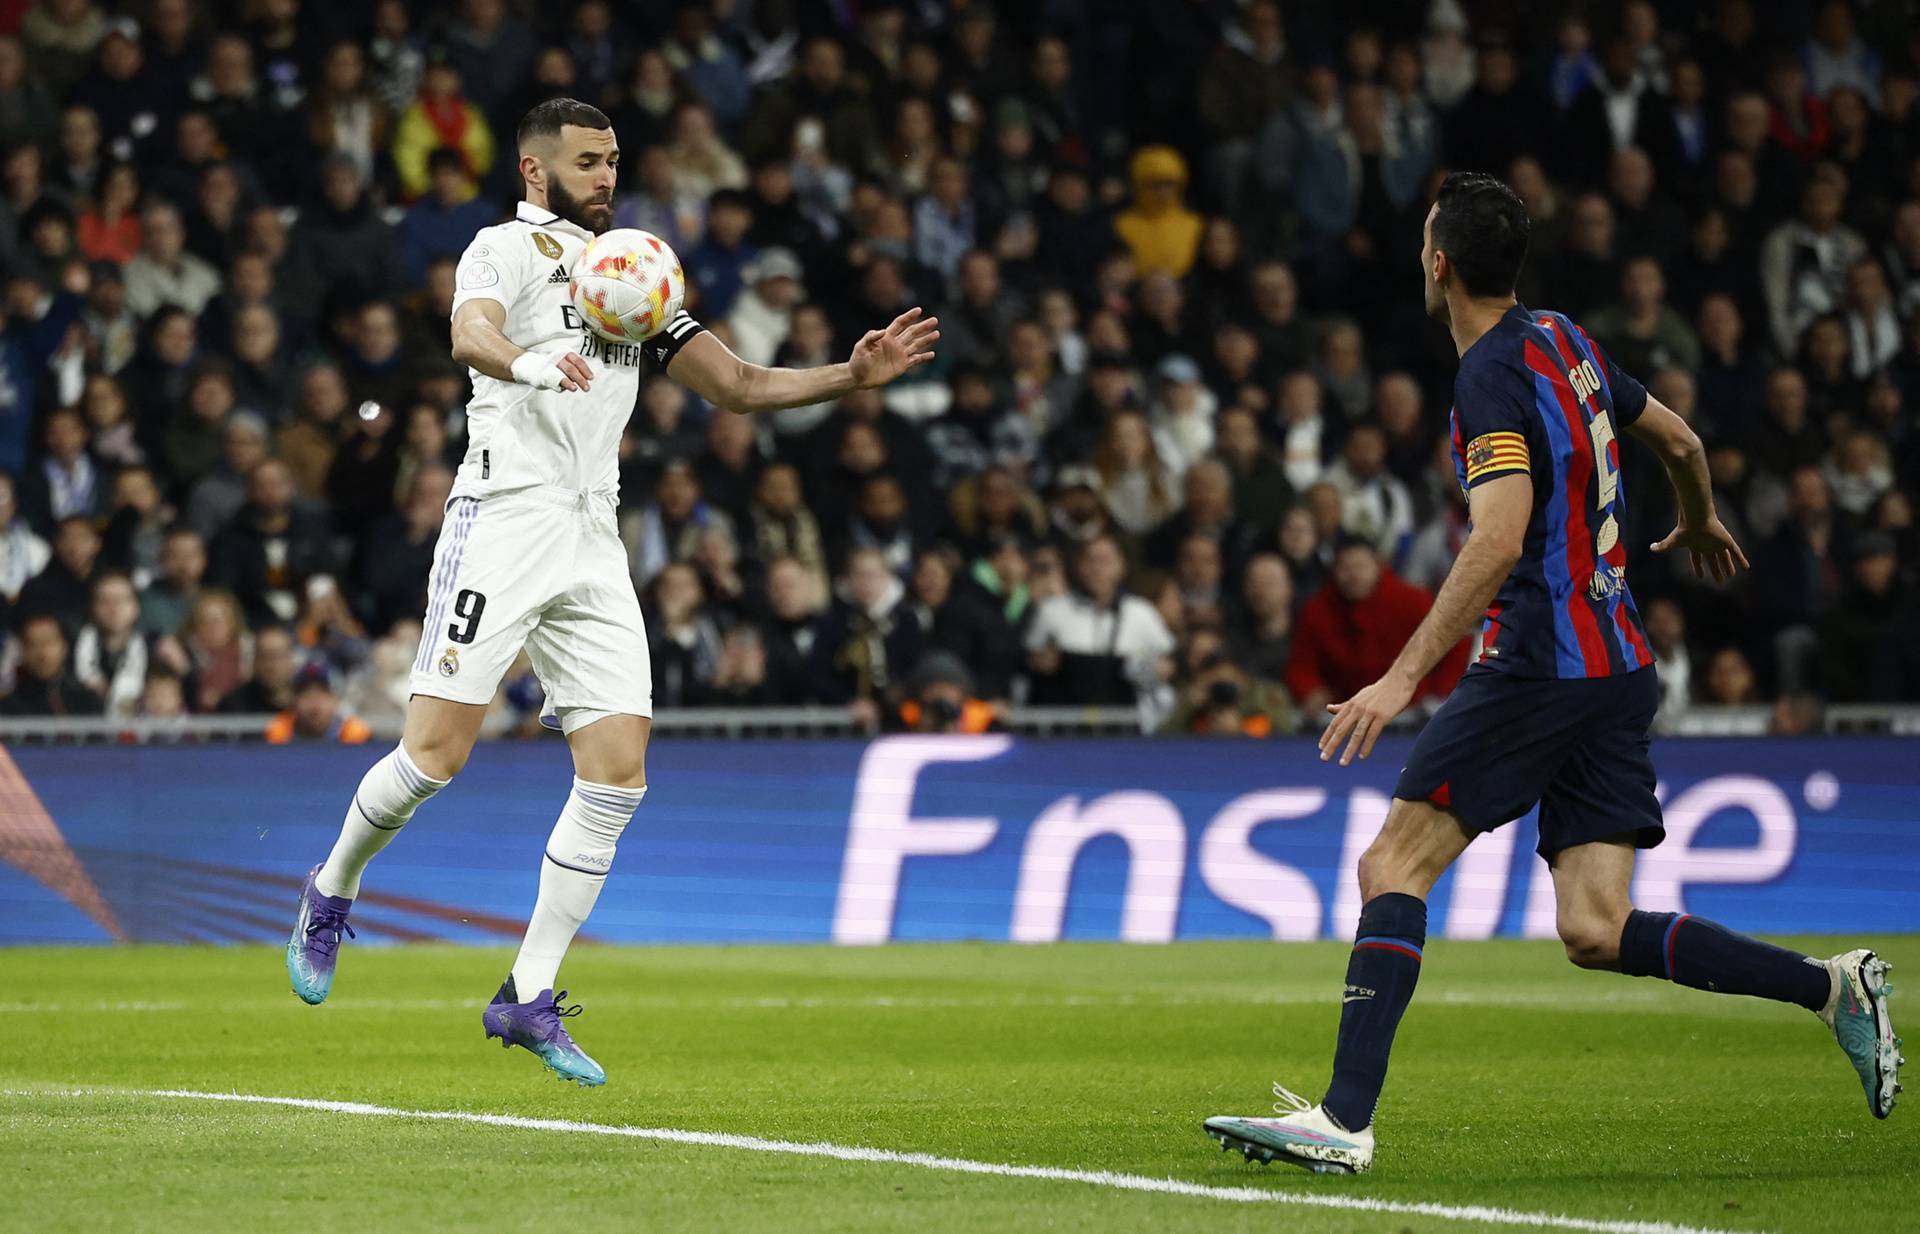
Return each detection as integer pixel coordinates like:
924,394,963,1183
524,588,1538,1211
1820,949,1902,1119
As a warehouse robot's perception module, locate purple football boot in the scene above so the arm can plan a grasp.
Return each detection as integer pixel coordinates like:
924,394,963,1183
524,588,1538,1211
482,978,606,1087
286,862,355,1004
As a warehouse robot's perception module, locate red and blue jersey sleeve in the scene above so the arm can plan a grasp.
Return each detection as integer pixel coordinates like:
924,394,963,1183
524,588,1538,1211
1451,354,1535,489
1568,322,1648,428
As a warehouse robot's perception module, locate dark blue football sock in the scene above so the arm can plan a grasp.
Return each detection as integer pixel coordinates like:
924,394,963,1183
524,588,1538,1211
1618,910,1831,1012
1322,893,1427,1132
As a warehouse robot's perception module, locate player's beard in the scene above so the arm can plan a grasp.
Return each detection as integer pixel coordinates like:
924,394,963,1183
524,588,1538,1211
549,179,615,235
1423,277,1451,326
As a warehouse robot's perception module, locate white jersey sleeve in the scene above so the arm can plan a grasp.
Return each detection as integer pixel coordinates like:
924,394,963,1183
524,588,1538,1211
451,226,533,315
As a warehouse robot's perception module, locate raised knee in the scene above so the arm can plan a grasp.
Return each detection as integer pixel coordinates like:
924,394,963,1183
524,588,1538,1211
1355,847,1391,902
579,760,646,790
1356,838,1451,902
1559,918,1623,970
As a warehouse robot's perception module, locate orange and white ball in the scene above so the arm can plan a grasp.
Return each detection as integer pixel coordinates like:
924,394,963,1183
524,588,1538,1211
569,228,686,344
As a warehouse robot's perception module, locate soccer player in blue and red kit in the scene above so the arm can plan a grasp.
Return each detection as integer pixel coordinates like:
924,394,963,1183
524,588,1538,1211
1204,173,1901,1174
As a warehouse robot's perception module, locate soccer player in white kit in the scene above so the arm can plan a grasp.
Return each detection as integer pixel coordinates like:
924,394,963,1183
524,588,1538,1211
286,99,939,1085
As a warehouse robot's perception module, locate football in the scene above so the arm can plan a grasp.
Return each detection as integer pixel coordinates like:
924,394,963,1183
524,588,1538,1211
568,227,686,344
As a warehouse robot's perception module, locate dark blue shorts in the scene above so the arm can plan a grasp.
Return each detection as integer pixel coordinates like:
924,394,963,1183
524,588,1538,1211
1393,665,1664,859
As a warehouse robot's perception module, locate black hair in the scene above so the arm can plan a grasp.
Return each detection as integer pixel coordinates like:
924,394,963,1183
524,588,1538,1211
1431,171,1530,299
143,302,194,339
426,146,466,176
21,197,73,234
515,97,611,149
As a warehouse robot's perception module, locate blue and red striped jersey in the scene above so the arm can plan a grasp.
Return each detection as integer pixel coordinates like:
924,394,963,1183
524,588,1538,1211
1449,304,1655,679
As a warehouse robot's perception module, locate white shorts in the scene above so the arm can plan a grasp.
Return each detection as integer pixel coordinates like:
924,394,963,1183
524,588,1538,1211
409,488,652,723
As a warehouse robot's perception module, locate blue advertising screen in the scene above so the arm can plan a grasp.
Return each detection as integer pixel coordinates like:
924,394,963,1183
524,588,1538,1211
1,737,1914,945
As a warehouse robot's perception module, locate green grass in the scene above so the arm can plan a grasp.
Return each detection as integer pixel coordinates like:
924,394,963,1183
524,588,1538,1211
1,938,1913,1234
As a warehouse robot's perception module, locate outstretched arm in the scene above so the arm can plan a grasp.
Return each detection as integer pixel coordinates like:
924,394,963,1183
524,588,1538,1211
668,307,939,413
1626,396,1748,582
1318,472,1532,766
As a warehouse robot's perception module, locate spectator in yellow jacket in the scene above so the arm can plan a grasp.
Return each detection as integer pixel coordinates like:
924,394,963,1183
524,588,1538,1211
1113,145,1203,278
392,60,495,202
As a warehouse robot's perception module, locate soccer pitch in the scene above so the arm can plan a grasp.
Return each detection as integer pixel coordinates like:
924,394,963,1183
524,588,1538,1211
4,938,1914,1234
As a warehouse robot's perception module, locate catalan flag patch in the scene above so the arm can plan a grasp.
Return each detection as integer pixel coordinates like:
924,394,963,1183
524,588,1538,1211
1464,431,1529,483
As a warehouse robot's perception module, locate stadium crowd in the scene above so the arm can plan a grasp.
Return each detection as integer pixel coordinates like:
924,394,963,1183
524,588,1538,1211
0,0,1917,738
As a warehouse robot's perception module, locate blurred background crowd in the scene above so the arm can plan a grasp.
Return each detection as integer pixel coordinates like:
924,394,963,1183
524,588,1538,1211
0,0,1917,739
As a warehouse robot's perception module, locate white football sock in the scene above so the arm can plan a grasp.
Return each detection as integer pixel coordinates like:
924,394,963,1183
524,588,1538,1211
315,745,449,900
510,778,646,1001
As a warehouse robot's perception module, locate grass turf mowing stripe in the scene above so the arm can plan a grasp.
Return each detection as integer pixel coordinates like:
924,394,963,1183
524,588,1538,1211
51,1087,1750,1234
0,987,1685,1014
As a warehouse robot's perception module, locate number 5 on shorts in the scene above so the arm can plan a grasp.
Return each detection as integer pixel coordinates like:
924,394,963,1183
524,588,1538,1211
449,589,487,645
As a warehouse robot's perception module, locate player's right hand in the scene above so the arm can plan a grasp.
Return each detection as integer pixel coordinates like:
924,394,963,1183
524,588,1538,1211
1320,672,1415,767
510,350,594,392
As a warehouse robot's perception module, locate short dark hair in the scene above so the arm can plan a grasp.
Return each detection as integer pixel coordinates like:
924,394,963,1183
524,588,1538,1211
1431,171,1530,299
426,146,466,177
516,98,612,149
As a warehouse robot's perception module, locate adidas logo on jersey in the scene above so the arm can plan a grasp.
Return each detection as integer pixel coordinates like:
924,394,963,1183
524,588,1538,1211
546,265,570,285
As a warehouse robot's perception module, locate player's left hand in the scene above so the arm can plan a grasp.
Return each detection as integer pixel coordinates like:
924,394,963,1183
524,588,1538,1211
1319,673,1415,767
1650,516,1748,583
849,307,939,388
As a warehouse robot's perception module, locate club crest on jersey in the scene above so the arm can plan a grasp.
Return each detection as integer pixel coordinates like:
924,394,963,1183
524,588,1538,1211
437,647,460,677
533,232,563,259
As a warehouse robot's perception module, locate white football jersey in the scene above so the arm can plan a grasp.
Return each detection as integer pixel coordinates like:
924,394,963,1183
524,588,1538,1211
449,200,705,502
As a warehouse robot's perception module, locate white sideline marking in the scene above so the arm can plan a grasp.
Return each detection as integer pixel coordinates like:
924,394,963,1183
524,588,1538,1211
26,1087,1751,1234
